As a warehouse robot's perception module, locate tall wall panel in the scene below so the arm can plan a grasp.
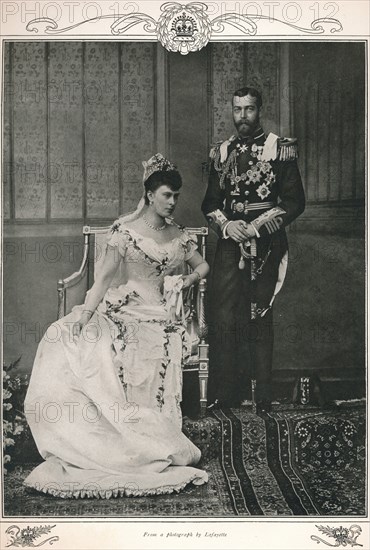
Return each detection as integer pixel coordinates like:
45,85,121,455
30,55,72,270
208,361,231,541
291,42,365,204
49,42,84,219
13,43,48,219
85,42,120,219
120,43,156,215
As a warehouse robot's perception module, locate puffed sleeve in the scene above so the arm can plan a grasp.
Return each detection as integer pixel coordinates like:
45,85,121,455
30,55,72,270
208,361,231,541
181,230,198,261
106,219,128,258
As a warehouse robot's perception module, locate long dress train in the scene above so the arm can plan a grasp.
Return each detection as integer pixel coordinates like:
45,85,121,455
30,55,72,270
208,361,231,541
24,220,208,498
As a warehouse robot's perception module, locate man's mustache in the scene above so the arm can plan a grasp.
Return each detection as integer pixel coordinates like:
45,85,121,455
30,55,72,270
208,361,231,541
237,120,250,127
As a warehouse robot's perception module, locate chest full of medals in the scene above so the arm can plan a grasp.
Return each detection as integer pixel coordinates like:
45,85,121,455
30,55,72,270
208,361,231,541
223,141,279,221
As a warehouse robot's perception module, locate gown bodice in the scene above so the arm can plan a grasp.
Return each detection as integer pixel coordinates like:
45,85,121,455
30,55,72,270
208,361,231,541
102,220,198,309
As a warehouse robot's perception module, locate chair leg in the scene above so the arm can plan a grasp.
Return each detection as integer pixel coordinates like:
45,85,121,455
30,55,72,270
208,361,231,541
200,398,207,418
199,371,208,418
198,343,209,417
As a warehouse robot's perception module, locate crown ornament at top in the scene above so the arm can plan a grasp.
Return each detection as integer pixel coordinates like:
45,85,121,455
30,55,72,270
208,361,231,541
142,153,176,183
156,4,212,55
172,12,197,41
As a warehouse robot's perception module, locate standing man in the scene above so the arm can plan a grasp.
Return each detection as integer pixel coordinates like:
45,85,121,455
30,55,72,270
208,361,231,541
202,86,305,412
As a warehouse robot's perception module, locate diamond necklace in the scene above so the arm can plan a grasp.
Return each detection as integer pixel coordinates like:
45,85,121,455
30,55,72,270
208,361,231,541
143,215,167,231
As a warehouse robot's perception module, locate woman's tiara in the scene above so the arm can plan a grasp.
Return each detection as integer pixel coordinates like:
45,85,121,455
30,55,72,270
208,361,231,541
142,153,176,183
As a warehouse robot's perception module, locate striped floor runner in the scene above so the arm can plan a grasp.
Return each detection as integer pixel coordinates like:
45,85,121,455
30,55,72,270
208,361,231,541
212,405,365,516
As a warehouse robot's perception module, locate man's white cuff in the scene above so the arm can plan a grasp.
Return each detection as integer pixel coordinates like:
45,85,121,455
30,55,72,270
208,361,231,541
250,222,260,238
222,221,232,239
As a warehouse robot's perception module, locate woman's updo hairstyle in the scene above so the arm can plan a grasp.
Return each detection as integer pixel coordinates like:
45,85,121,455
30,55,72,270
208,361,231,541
144,169,182,205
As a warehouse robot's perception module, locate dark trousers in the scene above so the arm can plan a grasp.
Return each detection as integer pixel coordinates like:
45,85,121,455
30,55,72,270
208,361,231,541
208,236,283,405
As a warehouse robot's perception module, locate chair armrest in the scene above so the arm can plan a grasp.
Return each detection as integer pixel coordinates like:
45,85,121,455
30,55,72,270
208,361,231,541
57,235,89,319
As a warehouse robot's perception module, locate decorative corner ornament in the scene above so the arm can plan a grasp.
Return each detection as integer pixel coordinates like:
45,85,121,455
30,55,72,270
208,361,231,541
5,524,59,547
311,525,363,547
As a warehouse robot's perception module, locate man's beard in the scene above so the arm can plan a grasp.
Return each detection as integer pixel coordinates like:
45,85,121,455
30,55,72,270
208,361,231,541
236,120,258,137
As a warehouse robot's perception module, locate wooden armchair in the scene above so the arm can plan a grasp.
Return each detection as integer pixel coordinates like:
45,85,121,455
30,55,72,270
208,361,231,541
57,225,209,416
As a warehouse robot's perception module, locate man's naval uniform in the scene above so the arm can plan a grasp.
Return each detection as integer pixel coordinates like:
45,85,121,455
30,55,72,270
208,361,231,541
201,126,305,406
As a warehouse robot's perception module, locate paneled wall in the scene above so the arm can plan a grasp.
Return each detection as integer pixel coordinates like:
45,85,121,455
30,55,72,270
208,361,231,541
4,42,288,228
4,42,365,226
4,42,156,223
291,42,365,204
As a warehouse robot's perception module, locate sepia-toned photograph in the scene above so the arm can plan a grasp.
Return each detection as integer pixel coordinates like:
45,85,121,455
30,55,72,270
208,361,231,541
0,1,368,547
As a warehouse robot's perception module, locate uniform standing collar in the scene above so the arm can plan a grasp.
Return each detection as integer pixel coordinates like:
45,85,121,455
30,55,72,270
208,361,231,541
237,126,265,143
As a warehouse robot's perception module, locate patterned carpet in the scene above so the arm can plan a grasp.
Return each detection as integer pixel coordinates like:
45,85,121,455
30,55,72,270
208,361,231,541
210,404,366,515
3,403,366,517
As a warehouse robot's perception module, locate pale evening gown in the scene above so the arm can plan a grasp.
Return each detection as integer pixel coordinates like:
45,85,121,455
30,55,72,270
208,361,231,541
24,219,208,498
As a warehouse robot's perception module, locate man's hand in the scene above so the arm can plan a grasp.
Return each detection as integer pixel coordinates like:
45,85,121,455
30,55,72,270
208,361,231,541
225,220,256,242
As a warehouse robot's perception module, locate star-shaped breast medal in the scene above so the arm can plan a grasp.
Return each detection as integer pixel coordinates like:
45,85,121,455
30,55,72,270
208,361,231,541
256,183,271,200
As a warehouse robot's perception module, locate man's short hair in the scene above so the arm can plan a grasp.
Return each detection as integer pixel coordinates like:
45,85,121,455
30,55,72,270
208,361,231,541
233,87,262,109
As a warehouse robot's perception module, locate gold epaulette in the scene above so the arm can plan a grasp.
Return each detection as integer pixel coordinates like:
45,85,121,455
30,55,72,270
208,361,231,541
277,137,298,161
209,135,236,161
209,141,223,160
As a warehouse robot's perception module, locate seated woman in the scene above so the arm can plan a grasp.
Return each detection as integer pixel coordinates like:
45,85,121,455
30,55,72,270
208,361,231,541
24,154,209,498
